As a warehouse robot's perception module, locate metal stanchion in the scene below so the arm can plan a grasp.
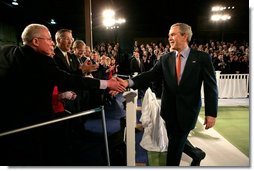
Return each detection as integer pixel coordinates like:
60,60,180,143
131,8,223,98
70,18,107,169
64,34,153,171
101,106,110,166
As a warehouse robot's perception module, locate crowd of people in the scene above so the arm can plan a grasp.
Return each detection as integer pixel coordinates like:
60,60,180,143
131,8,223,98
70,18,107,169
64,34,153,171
0,24,125,165
0,22,249,166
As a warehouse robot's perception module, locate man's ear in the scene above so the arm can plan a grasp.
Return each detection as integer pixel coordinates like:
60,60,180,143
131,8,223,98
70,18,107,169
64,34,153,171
183,33,188,41
56,37,60,44
32,38,40,47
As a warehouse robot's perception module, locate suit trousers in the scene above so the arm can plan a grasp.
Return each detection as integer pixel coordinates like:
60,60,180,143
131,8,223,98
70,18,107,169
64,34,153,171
166,131,189,165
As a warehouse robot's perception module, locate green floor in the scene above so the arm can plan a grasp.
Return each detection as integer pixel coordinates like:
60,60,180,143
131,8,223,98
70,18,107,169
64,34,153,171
148,106,250,166
200,106,249,157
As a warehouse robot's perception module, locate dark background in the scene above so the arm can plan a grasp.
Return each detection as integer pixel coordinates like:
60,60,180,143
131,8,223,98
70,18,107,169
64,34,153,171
0,0,249,51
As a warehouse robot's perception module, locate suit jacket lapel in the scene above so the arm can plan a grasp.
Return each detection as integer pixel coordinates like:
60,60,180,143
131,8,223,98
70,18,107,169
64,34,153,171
166,52,178,87
62,51,71,70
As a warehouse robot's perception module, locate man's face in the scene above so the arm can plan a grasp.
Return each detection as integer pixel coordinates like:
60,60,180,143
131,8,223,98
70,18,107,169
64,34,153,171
74,45,86,58
84,48,91,57
36,29,55,57
134,51,140,58
58,32,74,52
168,26,186,51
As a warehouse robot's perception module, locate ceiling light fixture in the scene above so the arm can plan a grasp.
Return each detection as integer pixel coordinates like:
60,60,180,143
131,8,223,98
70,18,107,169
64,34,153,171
12,0,18,6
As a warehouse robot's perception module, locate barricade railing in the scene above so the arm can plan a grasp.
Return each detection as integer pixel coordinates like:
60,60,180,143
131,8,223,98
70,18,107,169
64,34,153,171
116,74,138,166
123,89,137,166
218,74,249,98
202,73,249,99
0,106,110,166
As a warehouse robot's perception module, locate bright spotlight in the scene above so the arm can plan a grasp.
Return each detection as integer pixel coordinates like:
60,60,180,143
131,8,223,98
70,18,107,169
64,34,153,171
102,9,126,28
116,18,126,24
211,14,231,21
221,14,231,20
103,9,115,18
211,6,224,12
103,18,116,27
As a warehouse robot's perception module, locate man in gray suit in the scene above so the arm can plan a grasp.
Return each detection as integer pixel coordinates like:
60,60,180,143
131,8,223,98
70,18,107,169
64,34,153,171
117,23,218,166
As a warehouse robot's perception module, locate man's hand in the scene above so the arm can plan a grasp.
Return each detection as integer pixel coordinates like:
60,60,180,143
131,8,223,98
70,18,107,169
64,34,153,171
79,60,99,73
203,116,216,130
115,77,129,88
108,77,129,96
107,77,126,92
59,91,77,100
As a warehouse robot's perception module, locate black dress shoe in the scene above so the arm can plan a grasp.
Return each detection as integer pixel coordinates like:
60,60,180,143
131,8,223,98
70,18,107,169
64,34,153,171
190,148,206,166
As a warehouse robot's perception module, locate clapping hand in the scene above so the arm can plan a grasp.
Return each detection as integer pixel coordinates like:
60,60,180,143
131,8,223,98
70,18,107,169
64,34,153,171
79,60,99,73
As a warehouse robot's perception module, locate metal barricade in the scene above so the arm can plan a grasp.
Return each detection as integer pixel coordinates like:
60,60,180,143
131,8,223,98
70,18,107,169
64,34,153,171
0,106,110,166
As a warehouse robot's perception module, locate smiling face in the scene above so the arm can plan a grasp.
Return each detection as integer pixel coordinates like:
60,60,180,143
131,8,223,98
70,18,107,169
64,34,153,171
58,32,74,52
168,25,188,52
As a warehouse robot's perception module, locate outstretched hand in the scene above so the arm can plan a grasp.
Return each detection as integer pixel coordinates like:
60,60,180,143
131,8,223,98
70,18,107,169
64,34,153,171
107,77,126,93
108,77,129,96
115,77,129,88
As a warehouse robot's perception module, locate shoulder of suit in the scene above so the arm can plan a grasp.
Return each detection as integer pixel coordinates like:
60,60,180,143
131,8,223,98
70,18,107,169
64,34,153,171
54,47,61,53
191,48,209,56
190,49,211,62
160,51,174,59
1,45,20,58
1,45,25,63
53,48,62,57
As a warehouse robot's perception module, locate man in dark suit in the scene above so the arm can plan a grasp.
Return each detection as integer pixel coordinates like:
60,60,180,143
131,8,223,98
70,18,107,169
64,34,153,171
130,50,145,75
117,23,218,166
130,50,146,98
0,23,125,165
53,29,83,113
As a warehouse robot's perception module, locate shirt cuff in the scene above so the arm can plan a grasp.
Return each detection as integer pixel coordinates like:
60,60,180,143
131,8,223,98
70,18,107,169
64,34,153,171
128,79,134,87
100,80,108,89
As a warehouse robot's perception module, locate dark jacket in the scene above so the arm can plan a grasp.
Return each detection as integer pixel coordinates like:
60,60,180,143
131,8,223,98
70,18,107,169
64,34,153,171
132,49,218,132
130,57,145,74
0,45,100,132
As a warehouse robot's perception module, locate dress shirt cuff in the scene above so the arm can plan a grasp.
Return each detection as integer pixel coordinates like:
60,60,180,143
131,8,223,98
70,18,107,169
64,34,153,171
100,80,107,89
128,79,134,87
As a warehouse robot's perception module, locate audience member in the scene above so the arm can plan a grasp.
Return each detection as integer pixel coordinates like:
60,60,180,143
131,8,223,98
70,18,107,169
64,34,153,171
0,23,125,165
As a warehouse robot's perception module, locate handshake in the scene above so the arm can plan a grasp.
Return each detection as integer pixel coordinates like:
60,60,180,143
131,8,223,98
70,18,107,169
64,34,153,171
106,77,129,96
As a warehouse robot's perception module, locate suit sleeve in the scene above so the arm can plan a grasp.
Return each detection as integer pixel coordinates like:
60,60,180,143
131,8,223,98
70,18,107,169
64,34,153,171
202,53,218,117
47,58,100,90
132,56,163,89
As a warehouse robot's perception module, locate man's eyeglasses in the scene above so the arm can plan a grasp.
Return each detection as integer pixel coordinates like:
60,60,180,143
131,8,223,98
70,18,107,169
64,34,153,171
36,37,53,41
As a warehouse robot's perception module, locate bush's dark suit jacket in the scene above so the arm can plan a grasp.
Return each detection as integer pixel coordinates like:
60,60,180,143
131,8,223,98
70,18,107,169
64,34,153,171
132,49,218,133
